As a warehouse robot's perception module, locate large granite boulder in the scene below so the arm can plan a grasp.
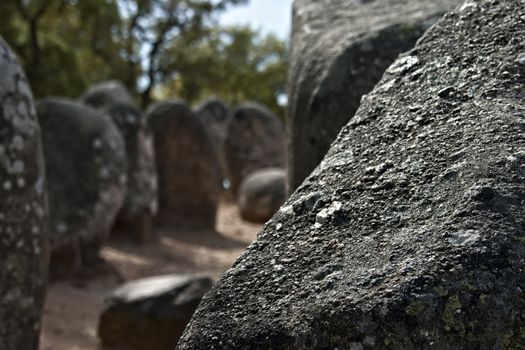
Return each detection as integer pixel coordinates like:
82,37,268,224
37,98,127,276
82,82,158,243
287,0,457,191
0,37,48,350
99,274,213,350
178,1,525,349
81,80,135,110
147,101,221,230
196,99,230,182
238,168,287,223
224,102,285,194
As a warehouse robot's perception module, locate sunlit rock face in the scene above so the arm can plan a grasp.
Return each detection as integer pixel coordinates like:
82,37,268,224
0,36,49,350
224,102,286,195
82,81,158,243
287,0,458,191
147,101,221,230
177,1,525,348
37,98,127,277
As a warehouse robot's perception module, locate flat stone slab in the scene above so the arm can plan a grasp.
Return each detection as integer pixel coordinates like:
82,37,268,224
99,274,213,350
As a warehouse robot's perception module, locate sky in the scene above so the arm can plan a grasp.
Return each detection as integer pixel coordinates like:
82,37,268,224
219,0,294,40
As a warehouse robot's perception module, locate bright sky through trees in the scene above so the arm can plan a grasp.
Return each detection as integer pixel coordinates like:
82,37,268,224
219,0,293,40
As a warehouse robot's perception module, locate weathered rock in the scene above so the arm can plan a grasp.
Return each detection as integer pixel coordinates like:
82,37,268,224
147,101,221,230
81,80,135,110
0,36,48,350
287,0,457,191
196,99,230,182
99,274,213,350
238,168,287,223
224,102,285,194
178,1,525,349
37,98,127,276
82,82,158,243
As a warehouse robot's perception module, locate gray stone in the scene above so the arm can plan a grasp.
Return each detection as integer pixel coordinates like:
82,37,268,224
287,0,457,191
238,168,287,223
224,102,285,194
99,274,213,350
196,99,230,182
37,98,127,276
81,80,135,110
147,101,221,230
0,36,48,350
178,1,525,348
82,82,158,243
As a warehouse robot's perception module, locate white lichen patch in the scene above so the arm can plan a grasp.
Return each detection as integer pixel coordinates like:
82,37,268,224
315,201,342,228
387,55,419,74
448,230,480,246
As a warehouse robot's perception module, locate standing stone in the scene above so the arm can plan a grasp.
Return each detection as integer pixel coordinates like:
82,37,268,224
196,99,230,182
99,274,213,350
147,101,221,230
238,168,287,223
37,98,127,276
288,0,457,191
224,102,285,195
178,1,525,348
82,81,158,243
82,80,135,110
0,36,48,350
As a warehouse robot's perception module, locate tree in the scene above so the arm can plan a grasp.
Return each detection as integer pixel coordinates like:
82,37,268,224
0,0,287,115
161,26,288,117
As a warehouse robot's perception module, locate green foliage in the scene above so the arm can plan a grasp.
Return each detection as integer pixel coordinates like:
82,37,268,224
0,0,287,114
161,26,288,117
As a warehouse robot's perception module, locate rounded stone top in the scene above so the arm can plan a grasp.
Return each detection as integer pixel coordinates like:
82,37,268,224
82,80,136,110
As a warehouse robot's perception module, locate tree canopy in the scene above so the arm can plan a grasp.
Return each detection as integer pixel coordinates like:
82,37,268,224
0,0,288,115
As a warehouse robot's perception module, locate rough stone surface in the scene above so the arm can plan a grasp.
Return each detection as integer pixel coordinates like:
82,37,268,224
82,82,158,243
224,102,286,194
196,99,230,182
239,168,287,223
147,101,221,230
37,98,127,276
81,80,135,110
178,1,525,349
0,36,48,350
288,0,457,191
99,274,213,350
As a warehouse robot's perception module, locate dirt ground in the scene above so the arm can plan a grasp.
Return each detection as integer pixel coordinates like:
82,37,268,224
40,202,262,350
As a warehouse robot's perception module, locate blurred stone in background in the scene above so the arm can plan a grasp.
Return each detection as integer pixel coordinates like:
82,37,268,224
147,101,221,231
196,99,231,186
82,81,158,243
224,102,286,195
99,274,213,350
37,98,127,278
239,168,287,223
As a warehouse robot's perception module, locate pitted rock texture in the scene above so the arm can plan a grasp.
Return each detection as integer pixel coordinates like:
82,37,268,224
224,102,286,194
0,36,48,350
239,168,287,223
37,98,127,276
147,101,221,230
81,80,136,110
83,82,158,243
99,274,213,350
287,0,457,191
196,99,230,181
178,1,525,349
